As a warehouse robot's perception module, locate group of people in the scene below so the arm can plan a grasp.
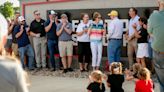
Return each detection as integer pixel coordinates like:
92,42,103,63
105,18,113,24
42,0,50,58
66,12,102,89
5,9,125,72
5,10,74,73
2,0,164,92
87,0,164,92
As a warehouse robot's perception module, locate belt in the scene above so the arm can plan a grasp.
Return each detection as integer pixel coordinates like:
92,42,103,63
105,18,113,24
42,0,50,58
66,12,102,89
159,52,164,54
60,40,72,42
109,38,122,40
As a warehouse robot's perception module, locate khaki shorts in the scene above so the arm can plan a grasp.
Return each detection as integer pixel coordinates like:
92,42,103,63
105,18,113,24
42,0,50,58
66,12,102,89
12,43,19,56
59,41,73,57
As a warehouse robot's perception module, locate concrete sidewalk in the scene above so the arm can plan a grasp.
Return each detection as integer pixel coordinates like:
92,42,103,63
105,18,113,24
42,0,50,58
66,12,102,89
29,75,160,92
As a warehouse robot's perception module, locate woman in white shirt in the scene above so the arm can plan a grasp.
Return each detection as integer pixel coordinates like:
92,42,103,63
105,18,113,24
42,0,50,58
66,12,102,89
76,13,91,72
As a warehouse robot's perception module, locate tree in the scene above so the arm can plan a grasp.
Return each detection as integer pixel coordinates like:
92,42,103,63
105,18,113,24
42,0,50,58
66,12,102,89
14,7,20,12
0,1,14,18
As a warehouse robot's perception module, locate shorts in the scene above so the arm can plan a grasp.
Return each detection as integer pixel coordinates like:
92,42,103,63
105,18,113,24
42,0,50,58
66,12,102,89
58,41,73,57
4,39,12,49
12,43,19,56
137,43,149,58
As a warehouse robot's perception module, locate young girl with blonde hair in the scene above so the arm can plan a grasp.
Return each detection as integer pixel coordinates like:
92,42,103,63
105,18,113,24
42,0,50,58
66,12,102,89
107,62,124,92
135,68,154,92
87,70,105,92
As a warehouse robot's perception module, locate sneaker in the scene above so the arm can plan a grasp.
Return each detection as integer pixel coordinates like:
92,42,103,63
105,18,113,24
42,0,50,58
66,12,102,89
28,68,35,71
35,67,41,72
42,67,48,71
67,68,73,72
50,68,56,72
80,69,84,72
84,69,88,72
63,69,68,73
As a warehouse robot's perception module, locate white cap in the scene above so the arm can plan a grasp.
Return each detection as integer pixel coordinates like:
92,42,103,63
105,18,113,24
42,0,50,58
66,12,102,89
18,16,25,22
49,10,57,15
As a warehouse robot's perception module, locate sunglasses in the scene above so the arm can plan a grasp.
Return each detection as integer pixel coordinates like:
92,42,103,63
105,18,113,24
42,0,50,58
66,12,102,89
97,17,102,19
20,20,25,23
35,13,40,16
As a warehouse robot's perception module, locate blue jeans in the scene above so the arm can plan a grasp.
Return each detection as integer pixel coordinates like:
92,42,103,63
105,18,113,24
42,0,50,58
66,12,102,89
148,42,153,58
153,50,164,92
108,39,122,64
18,44,35,69
47,40,57,69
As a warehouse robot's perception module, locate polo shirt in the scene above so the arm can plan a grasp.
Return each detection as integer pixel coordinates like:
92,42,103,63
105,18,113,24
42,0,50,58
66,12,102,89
108,17,123,39
128,15,140,37
148,10,164,52
90,22,104,42
14,24,30,48
76,22,90,42
56,23,72,41
44,20,58,40
30,19,46,37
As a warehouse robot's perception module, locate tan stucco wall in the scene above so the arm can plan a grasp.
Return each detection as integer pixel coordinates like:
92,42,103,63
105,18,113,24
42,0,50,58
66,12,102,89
20,0,158,24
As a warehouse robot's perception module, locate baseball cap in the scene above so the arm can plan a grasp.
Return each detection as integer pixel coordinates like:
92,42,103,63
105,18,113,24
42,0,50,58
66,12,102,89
15,10,20,14
108,10,118,16
48,10,57,15
18,16,25,22
61,14,67,18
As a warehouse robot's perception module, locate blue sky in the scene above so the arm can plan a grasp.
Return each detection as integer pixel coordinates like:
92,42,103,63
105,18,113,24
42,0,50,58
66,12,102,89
0,0,19,7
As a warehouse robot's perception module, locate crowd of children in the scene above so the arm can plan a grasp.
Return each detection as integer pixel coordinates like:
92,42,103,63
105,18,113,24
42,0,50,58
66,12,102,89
87,62,154,92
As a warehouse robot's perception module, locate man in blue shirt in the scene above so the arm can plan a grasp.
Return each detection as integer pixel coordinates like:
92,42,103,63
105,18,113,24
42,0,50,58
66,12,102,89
14,16,35,70
44,10,58,71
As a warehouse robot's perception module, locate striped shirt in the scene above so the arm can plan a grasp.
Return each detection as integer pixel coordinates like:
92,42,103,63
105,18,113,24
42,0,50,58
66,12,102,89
90,23,104,42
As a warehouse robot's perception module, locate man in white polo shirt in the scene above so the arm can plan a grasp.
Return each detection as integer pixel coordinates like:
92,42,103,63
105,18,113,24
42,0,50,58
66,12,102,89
107,10,123,64
126,8,140,69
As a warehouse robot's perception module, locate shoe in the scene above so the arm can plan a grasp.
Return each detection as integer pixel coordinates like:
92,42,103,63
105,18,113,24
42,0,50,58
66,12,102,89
28,68,35,71
42,67,48,71
63,69,68,73
50,68,56,71
84,69,88,72
35,67,41,72
80,69,84,72
67,68,73,72
59,67,64,70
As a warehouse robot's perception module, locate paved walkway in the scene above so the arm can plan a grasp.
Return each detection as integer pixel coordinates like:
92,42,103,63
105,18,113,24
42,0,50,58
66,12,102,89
29,75,160,92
